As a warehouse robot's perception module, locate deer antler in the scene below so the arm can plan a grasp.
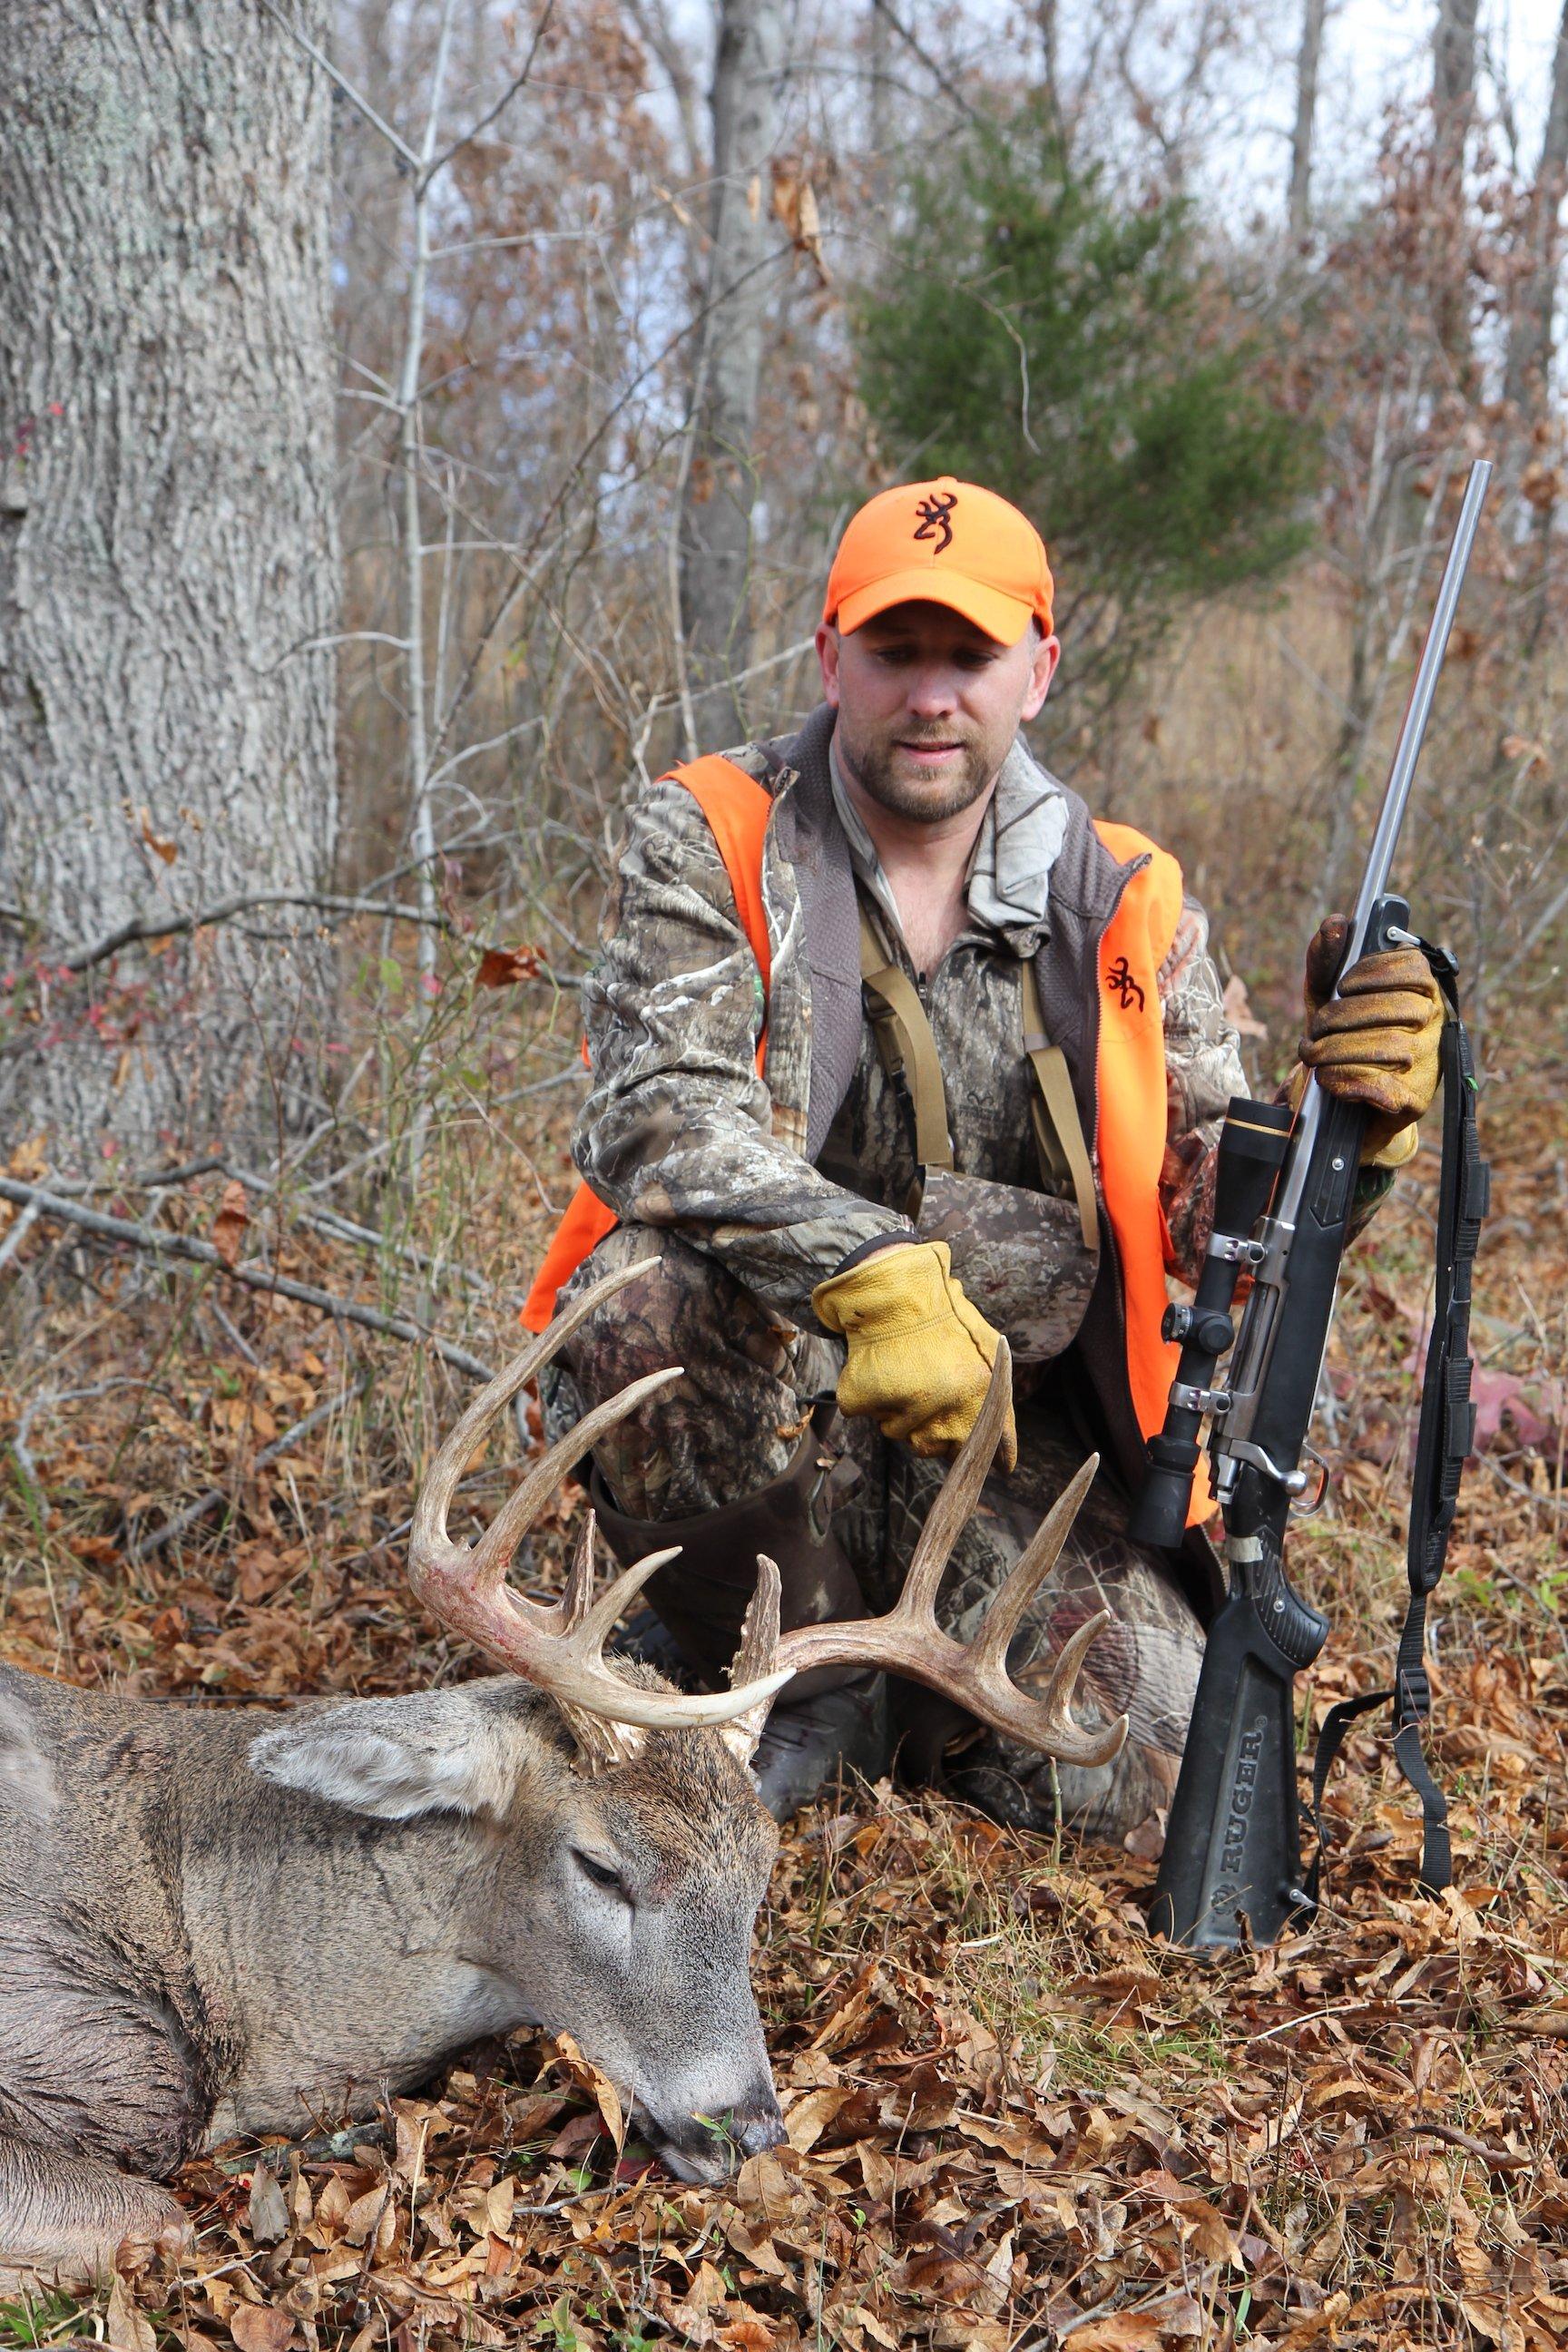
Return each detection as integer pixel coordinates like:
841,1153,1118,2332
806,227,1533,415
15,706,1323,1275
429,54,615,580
409,1261,791,1769
722,1340,1127,1772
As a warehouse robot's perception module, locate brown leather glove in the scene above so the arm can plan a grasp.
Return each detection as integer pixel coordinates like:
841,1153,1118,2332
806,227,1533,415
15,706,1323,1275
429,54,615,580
1298,915,1444,1167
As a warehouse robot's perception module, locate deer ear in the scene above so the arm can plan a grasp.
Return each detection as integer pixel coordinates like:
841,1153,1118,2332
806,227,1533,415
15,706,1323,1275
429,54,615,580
247,1690,524,1820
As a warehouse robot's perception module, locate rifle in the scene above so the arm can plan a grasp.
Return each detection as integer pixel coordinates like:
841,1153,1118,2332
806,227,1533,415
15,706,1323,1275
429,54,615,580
1129,457,1494,1949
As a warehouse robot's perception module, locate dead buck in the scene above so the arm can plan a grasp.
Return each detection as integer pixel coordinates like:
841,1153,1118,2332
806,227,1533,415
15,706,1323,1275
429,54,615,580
0,1264,1124,2281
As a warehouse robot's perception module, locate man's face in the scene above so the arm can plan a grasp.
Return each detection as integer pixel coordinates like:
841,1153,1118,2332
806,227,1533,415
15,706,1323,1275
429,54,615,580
817,601,1059,823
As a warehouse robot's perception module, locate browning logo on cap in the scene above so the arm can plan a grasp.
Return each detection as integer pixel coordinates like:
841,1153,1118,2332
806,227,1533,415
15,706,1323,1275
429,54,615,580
913,489,957,554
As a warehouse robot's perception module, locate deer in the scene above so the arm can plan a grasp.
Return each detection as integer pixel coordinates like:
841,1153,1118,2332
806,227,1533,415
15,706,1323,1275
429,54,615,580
0,1263,1125,2283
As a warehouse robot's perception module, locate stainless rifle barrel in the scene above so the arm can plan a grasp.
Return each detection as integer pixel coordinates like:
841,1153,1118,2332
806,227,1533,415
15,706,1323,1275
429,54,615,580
1269,458,1491,1236
1345,456,1493,966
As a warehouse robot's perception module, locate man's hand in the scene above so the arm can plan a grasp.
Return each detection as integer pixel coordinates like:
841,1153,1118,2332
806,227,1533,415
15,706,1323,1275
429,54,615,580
1298,915,1444,1168
812,1240,1017,1471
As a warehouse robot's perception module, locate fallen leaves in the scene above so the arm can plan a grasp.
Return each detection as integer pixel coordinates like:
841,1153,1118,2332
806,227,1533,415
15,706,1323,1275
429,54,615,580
4,1041,1566,2350
210,1178,251,1269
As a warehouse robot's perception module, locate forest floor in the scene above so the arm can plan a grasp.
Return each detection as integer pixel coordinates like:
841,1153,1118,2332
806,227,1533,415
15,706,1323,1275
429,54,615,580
1,1034,1565,2352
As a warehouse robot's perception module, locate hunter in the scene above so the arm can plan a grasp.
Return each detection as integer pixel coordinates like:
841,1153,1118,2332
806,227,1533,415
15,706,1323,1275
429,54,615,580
524,479,1443,1846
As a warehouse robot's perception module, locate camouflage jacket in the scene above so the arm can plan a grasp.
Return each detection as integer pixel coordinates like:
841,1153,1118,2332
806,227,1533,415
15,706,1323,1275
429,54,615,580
574,703,1252,1326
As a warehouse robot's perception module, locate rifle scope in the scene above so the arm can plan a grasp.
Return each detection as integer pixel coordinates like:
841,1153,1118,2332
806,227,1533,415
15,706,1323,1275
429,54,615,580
1127,1096,1294,1549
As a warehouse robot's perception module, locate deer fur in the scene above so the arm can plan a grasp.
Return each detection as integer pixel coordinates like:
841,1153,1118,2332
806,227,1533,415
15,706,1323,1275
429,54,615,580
0,1655,782,2282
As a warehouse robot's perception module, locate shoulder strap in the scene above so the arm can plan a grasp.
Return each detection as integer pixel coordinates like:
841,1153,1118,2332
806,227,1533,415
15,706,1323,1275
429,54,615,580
858,906,954,1173
1021,959,1099,1252
1308,946,1489,1903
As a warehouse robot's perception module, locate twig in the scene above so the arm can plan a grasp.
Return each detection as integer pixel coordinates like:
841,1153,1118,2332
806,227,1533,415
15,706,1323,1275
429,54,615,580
126,1377,372,1565
45,892,450,975
426,0,558,178
12,891,575,988
219,1163,489,1297
0,1199,42,1271
254,0,419,169
867,0,980,122
0,1179,497,1383
1396,2121,1531,2171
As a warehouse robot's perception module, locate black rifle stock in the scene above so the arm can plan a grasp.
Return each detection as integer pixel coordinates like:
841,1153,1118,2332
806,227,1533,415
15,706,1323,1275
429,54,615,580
1132,459,1494,1950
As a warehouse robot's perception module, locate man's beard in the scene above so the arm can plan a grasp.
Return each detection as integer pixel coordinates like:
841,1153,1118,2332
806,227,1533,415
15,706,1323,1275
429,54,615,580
839,722,994,822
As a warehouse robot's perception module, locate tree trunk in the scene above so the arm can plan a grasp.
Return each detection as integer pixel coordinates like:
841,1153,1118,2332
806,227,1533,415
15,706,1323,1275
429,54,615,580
1504,0,1568,423
1433,0,1479,132
0,0,338,1171
1503,1,1568,643
677,0,787,750
1288,0,1329,245
1431,0,1479,387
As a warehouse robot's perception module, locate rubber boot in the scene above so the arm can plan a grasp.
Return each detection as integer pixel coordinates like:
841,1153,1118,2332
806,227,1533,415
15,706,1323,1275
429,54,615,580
590,1405,888,1821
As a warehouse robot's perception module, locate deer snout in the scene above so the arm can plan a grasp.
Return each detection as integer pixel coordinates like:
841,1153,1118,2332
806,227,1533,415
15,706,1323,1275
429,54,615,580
644,2076,785,2180
730,2083,788,2159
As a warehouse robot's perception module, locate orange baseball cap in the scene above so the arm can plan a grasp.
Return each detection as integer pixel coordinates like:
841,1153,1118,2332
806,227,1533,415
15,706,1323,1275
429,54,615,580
823,476,1054,645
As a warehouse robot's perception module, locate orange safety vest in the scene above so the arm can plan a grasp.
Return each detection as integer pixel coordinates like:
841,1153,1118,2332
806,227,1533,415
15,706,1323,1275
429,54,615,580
523,757,1207,1526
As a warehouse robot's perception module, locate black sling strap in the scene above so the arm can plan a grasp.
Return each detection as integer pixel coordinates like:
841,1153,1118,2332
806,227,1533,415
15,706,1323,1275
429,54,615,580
1306,945,1489,1905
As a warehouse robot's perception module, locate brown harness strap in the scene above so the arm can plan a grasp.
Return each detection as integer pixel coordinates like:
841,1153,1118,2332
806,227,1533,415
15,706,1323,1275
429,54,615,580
1022,957,1100,1252
858,906,955,1173
856,903,1099,1250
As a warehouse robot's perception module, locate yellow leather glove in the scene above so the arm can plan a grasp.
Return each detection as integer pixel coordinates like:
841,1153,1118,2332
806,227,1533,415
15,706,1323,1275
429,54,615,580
1298,915,1444,1169
812,1240,1017,1472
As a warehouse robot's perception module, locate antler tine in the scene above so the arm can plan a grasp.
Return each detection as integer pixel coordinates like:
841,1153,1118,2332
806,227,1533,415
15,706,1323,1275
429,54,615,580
409,1273,795,1740
718,1348,1128,1766
470,1367,683,1593
896,1342,1014,1622
717,1555,783,1769
1018,1610,1127,1769
570,1543,686,1656
730,1555,782,1692
410,1258,652,1569
969,1455,1100,1677
560,1514,598,1629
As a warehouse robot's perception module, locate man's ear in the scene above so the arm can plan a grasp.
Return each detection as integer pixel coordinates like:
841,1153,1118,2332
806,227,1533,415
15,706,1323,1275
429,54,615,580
816,620,842,707
248,1689,525,1821
1021,630,1059,722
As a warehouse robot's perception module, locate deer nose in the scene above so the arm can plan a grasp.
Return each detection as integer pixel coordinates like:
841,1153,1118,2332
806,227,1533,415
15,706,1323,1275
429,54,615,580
731,2085,787,2158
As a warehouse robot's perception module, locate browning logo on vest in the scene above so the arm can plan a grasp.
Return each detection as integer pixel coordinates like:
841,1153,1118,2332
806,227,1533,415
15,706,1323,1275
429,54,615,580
1106,954,1145,1014
524,758,1210,1527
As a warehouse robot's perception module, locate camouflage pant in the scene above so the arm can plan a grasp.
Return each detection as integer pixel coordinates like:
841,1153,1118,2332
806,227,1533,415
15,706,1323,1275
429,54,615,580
545,1227,1203,1850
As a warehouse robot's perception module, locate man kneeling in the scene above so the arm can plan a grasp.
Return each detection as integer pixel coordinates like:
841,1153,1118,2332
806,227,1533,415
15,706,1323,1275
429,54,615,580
524,479,1442,1847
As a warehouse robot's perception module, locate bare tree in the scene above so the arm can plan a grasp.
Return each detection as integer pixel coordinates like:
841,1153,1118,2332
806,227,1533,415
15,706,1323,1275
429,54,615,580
0,0,338,1169
1503,1,1568,426
1288,0,1330,244
678,0,789,750
1433,0,1480,134
1432,0,1480,384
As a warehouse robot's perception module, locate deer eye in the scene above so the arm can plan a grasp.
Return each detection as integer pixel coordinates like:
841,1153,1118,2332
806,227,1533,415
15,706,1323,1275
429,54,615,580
573,1849,628,1898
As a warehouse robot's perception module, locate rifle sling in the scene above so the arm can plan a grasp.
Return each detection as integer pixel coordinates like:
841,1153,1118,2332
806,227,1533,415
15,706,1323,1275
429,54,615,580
1306,946,1487,1905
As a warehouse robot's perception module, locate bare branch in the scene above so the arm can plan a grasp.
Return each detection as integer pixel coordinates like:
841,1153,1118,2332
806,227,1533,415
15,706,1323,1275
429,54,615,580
426,0,559,181
0,1179,498,1384
254,0,418,170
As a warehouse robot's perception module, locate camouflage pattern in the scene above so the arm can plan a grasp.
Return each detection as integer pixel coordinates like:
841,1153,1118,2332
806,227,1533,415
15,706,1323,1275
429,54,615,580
556,709,1384,1844
546,1226,1200,1850
575,720,1248,1318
